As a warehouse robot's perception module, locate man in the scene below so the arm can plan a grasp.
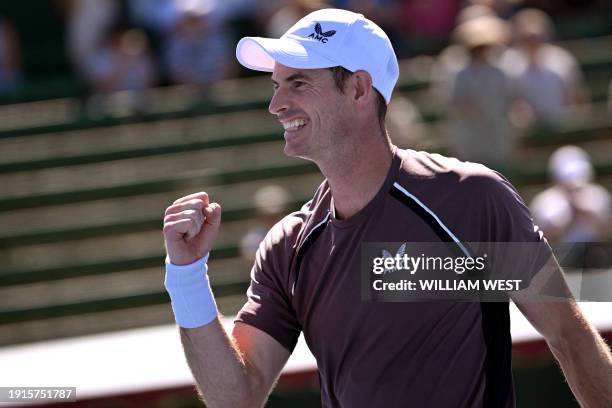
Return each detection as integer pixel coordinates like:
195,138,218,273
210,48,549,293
163,8,612,407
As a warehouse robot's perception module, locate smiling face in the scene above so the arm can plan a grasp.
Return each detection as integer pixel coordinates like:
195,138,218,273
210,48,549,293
269,63,354,162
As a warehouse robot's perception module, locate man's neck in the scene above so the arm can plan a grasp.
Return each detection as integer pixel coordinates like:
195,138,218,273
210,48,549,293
318,140,394,220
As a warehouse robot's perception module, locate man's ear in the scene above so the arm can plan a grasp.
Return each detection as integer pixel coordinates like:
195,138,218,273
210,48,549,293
351,70,374,105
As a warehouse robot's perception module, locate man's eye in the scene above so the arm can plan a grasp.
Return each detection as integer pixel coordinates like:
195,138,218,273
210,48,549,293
293,81,305,88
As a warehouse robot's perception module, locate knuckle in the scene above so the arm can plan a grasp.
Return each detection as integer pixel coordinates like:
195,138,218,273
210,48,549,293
184,198,202,208
165,204,181,216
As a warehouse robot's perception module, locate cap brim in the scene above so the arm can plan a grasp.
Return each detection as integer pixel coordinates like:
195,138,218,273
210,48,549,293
236,36,337,72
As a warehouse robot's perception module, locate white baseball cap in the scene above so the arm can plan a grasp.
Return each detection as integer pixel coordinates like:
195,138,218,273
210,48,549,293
235,8,399,104
549,145,593,187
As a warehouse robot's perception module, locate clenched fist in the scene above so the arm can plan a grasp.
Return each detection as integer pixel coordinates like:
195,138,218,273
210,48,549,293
163,192,222,265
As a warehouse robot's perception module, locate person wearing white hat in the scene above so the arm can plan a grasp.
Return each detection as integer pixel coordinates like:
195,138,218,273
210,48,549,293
162,8,612,407
530,146,611,243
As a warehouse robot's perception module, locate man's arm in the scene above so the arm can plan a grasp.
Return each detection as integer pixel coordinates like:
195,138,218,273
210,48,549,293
180,320,290,408
163,191,291,407
511,256,612,407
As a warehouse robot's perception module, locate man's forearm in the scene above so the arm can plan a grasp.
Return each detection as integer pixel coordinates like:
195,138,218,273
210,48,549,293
179,318,265,408
548,318,612,407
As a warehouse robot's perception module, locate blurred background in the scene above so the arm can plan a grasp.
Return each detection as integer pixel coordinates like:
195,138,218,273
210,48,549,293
0,0,611,407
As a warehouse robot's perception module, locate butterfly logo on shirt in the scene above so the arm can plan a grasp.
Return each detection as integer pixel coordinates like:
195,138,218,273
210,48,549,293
381,243,407,274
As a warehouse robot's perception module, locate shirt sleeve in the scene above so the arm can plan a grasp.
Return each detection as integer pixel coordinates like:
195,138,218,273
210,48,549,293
468,171,554,287
235,218,303,352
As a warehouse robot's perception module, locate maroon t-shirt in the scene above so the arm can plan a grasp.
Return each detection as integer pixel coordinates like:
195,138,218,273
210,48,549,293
236,148,551,407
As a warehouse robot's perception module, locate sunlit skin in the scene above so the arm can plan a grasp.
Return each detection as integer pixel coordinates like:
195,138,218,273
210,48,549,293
268,63,393,219
269,64,353,163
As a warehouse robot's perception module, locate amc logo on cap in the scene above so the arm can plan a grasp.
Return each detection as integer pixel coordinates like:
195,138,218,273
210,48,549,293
307,23,336,43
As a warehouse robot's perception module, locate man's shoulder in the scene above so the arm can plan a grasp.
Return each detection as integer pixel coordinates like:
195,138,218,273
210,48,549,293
395,149,525,213
396,149,540,243
397,149,506,189
262,179,331,252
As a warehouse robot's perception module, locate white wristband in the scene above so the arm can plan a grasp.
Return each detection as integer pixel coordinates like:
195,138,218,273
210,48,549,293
164,254,218,328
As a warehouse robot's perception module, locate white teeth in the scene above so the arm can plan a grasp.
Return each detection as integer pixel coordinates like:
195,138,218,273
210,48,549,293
282,119,307,131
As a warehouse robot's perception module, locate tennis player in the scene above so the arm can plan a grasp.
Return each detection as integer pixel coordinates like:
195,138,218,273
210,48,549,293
163,8,612,407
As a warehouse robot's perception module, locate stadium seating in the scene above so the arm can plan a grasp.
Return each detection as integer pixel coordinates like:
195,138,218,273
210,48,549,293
0,31,611,348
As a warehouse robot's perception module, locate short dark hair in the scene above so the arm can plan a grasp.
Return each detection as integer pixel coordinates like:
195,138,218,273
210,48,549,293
328,66,387,131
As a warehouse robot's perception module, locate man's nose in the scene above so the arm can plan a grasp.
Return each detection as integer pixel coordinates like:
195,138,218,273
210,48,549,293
268,88,289,115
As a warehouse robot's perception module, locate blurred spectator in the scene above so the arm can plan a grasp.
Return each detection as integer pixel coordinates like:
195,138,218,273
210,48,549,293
500,8,588,126
267,0,329,38
66,0,120,78
240,185,292,264
336,0,459,56
430,5,498,105
457,3,499,24
447,15,515,170
399,0,462,54
128,0,230,35
531,146,611,243
386,95,426,149
163,2,233,89
128,0,184,35
0,17,23,93
332,1,407,54
518,0,604,15
466,0,522,20
430,43,468,104
214,0,261,22
84,26,156,115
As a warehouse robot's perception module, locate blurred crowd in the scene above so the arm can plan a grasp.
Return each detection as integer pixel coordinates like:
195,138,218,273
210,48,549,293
0,1,608,112
432,5,589,171
0,0,609,243
531,146,611,243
